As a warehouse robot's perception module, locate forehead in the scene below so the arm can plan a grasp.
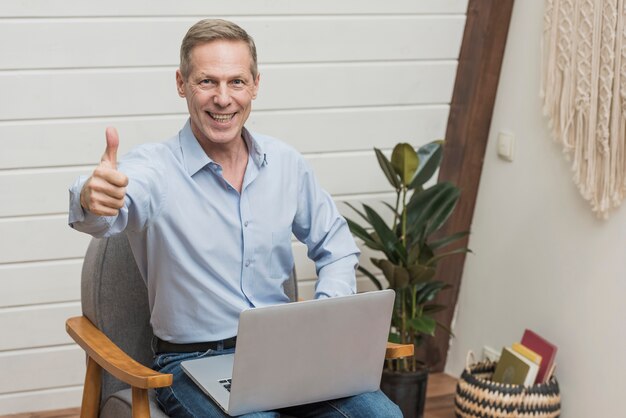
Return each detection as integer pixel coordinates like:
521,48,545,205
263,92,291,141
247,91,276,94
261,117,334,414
188,40,254,76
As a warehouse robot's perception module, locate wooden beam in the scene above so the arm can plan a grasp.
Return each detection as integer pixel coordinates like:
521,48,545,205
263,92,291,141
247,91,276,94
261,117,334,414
423,0,516,371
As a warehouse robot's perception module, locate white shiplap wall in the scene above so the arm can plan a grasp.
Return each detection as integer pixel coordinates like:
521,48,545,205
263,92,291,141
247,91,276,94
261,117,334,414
0,1,467,414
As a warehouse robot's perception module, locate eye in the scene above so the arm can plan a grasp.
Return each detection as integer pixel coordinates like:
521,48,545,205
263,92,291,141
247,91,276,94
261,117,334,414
231,79,245,88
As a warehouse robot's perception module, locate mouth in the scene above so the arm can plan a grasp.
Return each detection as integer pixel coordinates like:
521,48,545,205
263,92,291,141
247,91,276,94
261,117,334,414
207,112,236,123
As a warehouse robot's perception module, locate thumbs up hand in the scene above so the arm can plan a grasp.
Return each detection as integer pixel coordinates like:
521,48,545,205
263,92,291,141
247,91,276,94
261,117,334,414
80,127,129,216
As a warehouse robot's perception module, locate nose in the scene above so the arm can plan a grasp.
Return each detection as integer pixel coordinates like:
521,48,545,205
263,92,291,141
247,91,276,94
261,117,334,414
213,84,231,108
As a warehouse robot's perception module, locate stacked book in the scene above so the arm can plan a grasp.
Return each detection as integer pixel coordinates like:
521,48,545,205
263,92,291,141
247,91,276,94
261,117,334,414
492,329,557,386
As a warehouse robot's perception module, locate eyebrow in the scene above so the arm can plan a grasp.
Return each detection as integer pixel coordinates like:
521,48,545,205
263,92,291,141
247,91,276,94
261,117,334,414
195,71,250,80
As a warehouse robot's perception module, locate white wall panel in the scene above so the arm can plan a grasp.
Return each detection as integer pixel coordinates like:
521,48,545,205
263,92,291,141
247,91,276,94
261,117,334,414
0,346,84,394
258,62,456,110
0,167,90,217
0,386,83,416
1,62,456,121
0,216,91,264
0,1,468,17
1,17,465,70
0,105,448,170
1,259,81,308
0,303,80,351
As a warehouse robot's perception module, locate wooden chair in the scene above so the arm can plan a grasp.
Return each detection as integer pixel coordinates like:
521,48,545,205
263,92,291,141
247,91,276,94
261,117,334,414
66,234,413,418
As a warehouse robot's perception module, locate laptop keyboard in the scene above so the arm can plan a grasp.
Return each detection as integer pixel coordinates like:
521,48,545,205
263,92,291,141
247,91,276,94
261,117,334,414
219,378,232,392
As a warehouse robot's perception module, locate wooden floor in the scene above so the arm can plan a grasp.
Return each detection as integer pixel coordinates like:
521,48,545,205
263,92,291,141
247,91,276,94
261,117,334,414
1,373,457,418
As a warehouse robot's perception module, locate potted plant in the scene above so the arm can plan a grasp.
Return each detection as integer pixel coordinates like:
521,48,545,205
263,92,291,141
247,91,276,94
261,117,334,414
345,141,469,418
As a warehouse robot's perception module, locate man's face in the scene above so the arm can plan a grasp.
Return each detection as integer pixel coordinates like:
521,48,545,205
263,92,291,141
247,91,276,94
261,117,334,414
176,40,260,149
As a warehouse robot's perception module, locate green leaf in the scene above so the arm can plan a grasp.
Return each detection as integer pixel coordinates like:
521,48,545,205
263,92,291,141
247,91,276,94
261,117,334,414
407,243,421,265
435,320,454,337
382,201,400,218
407,316,436,336
363,204,400,260
357,265,383,290
391,143,418,186
407,264,436,284
345,218,382,251
374,148,401,190
406,182,457,244
388,332,402,344
415,281,448,305
393,266,410,288
423,184,461,237
344,202,371,226
426,247,472,266
376,259,410,289
429,230,470,250
409,140,444,189
373,259,396,288
422,304,447,315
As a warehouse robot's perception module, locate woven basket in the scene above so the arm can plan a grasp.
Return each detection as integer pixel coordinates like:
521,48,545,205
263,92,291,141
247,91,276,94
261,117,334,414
454,352,561,418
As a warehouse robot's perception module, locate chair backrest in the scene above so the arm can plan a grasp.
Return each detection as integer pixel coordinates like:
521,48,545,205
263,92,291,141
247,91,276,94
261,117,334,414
81,233,298,405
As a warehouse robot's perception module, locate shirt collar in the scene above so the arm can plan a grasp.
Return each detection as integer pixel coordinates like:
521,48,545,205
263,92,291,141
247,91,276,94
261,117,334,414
242,127,268,168
179,119,267,176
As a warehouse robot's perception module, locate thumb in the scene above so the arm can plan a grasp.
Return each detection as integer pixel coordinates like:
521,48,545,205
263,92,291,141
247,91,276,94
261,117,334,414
102,127,119,168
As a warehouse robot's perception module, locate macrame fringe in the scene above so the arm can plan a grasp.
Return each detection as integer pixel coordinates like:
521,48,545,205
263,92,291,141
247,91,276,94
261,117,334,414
542,0,626,219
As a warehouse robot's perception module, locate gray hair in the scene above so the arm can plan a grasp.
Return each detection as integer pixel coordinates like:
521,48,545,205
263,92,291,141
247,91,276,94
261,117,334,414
180,19,258,79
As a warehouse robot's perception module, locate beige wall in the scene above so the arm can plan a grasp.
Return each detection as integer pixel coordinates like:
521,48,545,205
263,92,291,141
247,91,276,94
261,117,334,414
446,2,626,416
0,1,467,413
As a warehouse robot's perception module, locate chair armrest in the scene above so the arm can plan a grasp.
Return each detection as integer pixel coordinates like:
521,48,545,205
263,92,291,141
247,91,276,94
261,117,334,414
385,342,414,359
66,316,172,389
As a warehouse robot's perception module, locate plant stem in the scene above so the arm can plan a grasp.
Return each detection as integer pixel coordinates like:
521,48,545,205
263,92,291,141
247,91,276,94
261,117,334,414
393,188,401,232
401,288,408,371
409,329,416,371
401,186,407,248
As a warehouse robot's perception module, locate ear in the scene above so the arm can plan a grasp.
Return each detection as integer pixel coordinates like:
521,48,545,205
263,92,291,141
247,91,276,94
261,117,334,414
251,73,261,100
175,69,186,98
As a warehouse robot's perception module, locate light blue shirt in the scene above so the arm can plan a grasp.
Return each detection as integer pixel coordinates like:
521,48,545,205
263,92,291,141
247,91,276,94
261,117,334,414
68,120,359,343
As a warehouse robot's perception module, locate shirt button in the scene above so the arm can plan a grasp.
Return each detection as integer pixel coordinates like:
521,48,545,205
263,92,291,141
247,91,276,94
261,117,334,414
244,221,249,227
245,260,251,267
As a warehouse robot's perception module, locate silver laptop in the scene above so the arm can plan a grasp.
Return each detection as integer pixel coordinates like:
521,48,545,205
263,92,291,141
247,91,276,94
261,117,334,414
180,289,395,416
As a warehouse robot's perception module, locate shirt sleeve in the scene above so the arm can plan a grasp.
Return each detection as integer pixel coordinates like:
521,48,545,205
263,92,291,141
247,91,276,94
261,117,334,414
291,157,360,298
67,145,167,238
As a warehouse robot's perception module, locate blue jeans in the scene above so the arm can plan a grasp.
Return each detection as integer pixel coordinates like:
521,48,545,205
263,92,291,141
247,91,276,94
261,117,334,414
153,348,403,417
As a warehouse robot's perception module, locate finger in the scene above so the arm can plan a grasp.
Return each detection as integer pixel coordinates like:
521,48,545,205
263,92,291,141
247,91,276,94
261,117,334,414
102,127,120,167
94,166,129,188
89,203,122,217
80,183,125,215
93,194,126,211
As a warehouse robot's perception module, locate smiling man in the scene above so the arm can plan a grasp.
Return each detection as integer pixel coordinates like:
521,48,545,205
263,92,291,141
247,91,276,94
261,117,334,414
68,19,401,417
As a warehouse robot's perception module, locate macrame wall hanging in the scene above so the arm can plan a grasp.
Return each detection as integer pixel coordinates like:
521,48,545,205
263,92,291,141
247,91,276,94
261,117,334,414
542,0,626,219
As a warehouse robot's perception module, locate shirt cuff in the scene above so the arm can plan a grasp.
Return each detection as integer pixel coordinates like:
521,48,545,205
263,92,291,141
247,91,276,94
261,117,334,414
314,254,359,299
68,175,110,229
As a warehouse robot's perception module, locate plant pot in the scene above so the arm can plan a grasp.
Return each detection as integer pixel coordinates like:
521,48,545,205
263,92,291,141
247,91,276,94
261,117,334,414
380,368,429,418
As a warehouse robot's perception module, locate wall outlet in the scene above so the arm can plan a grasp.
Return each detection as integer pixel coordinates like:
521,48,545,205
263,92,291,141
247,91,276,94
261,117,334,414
483,345,501,362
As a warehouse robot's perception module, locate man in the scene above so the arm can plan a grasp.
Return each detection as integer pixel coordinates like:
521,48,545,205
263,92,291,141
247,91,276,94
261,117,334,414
69,19,402,417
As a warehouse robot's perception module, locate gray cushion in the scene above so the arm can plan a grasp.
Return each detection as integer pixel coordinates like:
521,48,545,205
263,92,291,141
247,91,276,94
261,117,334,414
82,234,155,405
100,389,169,418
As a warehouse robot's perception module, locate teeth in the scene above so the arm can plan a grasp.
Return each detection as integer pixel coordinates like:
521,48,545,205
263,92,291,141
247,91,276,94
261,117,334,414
209,112,235,122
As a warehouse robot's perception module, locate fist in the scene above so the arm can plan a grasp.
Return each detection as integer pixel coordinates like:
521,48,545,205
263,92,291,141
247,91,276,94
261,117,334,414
80,127,129,216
